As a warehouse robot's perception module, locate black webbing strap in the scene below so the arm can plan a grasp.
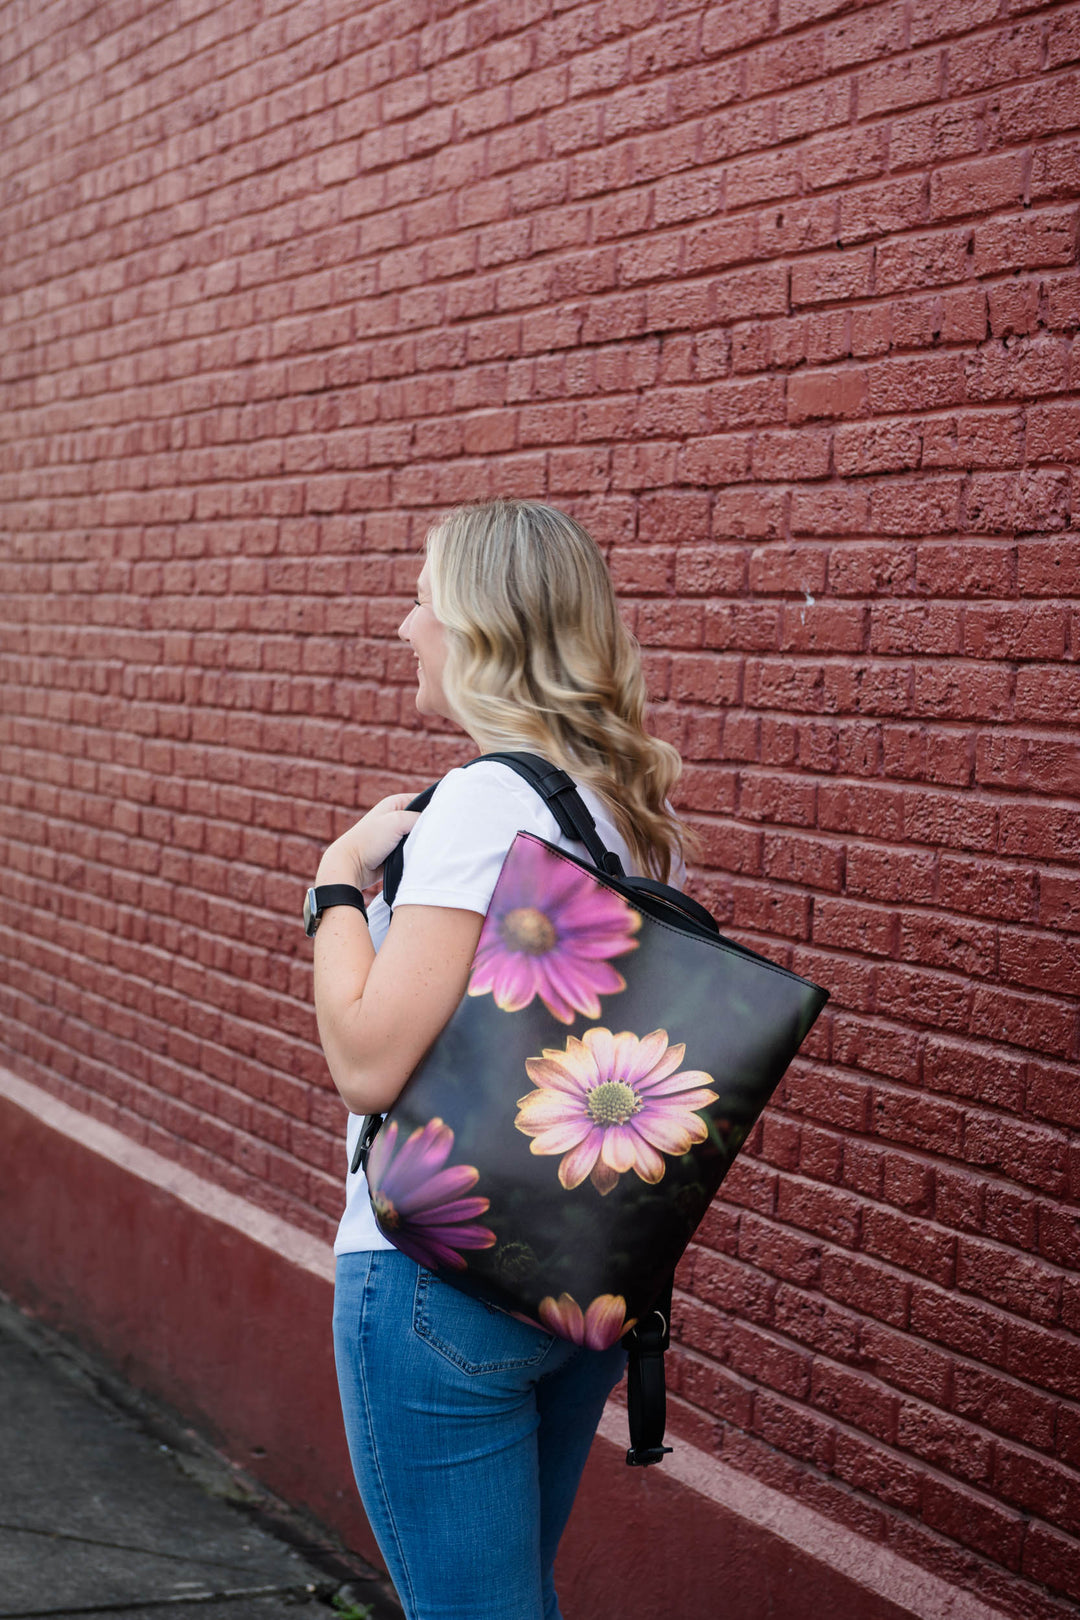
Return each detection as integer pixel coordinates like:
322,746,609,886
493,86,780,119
381,781,438,909
472,752,625,877
623,1276,674,1466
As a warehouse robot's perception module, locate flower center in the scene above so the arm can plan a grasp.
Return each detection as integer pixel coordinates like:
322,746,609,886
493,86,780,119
372,1191,400,1231
501,906,557,955
586,1080,642,1128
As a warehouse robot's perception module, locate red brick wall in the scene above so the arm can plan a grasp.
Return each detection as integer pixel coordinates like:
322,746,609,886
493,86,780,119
2,0,1078,1614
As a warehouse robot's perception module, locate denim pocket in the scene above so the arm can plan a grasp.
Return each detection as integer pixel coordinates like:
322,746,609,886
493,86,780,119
412,1269,556,1375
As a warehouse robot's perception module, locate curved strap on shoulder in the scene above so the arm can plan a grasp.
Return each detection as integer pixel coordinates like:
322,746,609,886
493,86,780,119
380,752,624,910
472,752,624,877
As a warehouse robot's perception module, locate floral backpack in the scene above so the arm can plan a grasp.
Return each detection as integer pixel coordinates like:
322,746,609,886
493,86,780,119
353,753,828,1464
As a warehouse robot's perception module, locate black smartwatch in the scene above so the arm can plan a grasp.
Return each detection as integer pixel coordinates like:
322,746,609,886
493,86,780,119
304,884,368,937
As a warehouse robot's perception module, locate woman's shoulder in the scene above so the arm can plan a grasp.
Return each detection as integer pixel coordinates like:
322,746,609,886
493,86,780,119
426,758,623,841
402,759,560,869
424,758,553,820
427,757,639,876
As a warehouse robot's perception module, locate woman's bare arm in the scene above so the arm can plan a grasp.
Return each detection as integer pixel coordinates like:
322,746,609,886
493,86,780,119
313,901,484,1114
310,792,485,1113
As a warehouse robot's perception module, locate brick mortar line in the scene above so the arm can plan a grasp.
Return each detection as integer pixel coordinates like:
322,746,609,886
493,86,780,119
3,308,1076,395
670,1298,1080,1456
2,0,1076,171
4,194,1077,324
2,61,1075,230
3,765,1080,829
667,1316,1080,1476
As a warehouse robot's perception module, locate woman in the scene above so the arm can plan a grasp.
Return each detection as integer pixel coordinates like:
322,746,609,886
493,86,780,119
312,500,691,1620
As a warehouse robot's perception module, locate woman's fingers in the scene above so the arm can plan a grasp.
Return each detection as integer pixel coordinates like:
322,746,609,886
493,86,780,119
316,795,422,888
348,802,422,882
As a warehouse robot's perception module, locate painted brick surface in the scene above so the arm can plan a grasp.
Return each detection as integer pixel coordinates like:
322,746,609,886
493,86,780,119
1,0,1078,1614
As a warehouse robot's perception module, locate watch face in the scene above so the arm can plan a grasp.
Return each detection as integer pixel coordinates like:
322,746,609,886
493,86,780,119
303,887,318,936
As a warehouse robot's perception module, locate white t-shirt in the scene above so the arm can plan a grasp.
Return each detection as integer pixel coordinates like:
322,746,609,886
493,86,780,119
333,759,641,1256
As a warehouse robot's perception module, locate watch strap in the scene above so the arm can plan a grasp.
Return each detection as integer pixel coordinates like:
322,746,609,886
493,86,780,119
307,883,368,935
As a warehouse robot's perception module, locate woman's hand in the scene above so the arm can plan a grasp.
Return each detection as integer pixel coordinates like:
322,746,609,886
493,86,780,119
316,793,421,890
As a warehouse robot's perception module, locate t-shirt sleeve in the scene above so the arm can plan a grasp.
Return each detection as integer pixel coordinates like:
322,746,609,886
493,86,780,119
390,763,560,915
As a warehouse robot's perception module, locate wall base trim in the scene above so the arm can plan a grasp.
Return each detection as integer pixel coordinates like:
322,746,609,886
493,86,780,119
594,1407,1008,1620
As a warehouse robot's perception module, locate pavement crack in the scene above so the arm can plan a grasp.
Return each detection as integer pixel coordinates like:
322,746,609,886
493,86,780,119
0,1519,272,1576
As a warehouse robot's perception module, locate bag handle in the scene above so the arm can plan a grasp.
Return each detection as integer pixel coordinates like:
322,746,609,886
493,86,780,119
470,752,625,877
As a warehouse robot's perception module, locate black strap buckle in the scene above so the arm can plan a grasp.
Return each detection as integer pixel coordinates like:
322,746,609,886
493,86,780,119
623,1297,673,1467
349,1113,383,1176
626,1444,674,1467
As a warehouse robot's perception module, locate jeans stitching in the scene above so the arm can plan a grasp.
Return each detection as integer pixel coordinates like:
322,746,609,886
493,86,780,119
413,1269,555,1375
356,1254,418,1618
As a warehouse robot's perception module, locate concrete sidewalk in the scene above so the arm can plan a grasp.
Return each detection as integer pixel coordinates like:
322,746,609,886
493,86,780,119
0,1295,401,1620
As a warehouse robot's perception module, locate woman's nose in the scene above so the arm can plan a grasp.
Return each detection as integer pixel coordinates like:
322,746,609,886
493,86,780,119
397,607,413,642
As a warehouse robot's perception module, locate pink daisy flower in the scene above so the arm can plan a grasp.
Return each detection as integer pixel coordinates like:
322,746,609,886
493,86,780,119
538,1292,637,1350
468,836,640,1025
366,1117,496,1272
515,1026,718,1196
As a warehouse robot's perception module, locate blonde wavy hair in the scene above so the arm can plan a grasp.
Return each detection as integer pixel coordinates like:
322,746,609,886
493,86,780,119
425,499,692,883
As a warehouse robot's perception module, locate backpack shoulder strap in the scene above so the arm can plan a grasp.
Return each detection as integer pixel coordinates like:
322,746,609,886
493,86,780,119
471,752,624,878
380,751,624,910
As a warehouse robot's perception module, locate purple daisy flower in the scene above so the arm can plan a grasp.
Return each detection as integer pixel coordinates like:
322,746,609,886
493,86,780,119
467,836,641,1025
366,1117,496,1271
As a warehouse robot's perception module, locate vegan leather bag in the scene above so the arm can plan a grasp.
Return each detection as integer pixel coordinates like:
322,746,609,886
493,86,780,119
353,753,828,1463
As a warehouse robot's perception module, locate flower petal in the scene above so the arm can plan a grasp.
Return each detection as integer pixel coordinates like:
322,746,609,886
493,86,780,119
589,1159,621,1195
633,1108,695,1149
539,1293,585,1344
557,1130,603,1189
627,1032,683,1084
637,1068,714,1097
383,1118,452,1195
491,958,542,1012
582,1026,616,1077
583,1294,631,1351
624,1132,669,1182
411,1195,491,1226
599,1124,640,1175
365,1118,398,1188
524,1119,594,1155
514,1092,589,1127
394,1163,479,1215
523,1057,589,1095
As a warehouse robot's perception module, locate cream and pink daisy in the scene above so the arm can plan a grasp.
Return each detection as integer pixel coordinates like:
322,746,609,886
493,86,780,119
515,1026,718,1195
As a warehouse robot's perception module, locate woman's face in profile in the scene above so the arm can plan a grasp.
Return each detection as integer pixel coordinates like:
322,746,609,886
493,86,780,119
398,561,451,720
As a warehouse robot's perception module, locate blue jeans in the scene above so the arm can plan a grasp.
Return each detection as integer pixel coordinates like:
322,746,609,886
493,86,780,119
333,1249,626,1620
